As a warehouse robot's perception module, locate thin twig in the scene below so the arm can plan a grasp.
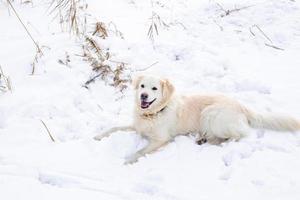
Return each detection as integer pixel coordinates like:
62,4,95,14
216,3,254,17
31,60,36,75
213,19,223,31
107,21,124,39
265,43,284,51
109,60,129,65
84,73,101,87
253,25,272,43
250,25,283,51
249,27,255,36
134,61,159,72
40,120,55,142
7,0,43,54
216,3,227,13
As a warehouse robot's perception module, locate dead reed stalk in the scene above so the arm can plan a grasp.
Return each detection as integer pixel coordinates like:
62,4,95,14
50,0,88,35
7,0,43,54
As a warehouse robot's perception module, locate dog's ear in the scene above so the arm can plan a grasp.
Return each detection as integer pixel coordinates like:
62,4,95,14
161,79,174,100
132,75,144,90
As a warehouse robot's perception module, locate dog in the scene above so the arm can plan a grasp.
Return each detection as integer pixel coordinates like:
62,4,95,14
94,75,300,164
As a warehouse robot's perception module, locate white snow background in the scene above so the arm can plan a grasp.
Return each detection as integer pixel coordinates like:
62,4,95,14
1,0,300,199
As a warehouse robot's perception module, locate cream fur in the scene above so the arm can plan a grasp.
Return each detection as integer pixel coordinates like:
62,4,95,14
94,76,300,164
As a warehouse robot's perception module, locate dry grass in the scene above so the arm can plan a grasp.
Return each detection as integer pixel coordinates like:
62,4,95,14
31,47,43,75
7,0,43,52
92,22,108,38
107,22,124,39
50,0,130,91
58,52,71,66
216,3,254,17
82,35,130,91
31,45,51,75
20,0,33,5
147,11,168,41
7,0,45,74
50,0,88,35
0,66,12,92
249,24,284,51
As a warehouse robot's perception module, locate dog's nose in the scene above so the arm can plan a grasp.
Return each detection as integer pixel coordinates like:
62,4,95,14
141,93,148,100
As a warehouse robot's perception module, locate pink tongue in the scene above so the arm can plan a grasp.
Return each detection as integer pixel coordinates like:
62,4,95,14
141,101,149,108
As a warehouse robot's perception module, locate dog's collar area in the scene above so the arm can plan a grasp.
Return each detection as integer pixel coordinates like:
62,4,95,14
141,106,167,118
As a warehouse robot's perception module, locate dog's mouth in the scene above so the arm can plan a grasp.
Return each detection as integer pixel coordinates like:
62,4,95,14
141,98,156,109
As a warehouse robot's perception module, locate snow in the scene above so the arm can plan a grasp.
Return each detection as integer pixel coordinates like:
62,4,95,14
1,0,300,199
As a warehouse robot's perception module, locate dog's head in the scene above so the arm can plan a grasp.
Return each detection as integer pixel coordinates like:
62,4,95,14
133,75,174,114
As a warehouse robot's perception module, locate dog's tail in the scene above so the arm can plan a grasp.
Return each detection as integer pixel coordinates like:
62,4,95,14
245,110,300,132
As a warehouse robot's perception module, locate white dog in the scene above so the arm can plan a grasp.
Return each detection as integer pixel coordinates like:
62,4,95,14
94,75,300,164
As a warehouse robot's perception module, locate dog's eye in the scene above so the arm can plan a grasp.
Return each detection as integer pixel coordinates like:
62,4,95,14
141,84,144,88
152,87,157,91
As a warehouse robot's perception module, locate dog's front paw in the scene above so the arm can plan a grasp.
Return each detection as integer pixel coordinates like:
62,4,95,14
93,134,105,141
124,153,141,165
124,158,138,165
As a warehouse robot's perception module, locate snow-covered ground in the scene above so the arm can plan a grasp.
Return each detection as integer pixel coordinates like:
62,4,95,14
1,0,300,199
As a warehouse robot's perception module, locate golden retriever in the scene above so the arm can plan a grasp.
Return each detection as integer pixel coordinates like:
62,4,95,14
94,75,300,164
